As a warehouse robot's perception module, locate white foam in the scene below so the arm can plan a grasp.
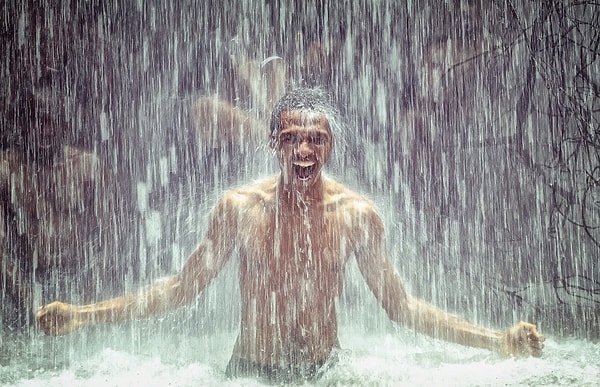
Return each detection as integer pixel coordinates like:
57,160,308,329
6,326,599,387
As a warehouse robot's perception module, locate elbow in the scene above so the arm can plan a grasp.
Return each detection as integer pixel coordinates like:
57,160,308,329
390,306,416,329
170,278,194,308
171,274,207,309
382,293,415,328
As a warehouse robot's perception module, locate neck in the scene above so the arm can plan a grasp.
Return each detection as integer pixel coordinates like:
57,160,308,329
277,174,325,208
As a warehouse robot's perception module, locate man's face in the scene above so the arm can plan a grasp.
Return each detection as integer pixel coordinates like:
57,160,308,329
275,110,333,192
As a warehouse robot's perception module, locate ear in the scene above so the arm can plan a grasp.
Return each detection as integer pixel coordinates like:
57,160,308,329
268,135,278,149
323,138,334,164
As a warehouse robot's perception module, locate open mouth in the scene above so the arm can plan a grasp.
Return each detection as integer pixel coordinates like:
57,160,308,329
293,161,316,180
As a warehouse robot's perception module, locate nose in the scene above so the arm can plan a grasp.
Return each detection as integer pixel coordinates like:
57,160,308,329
296,139,313,158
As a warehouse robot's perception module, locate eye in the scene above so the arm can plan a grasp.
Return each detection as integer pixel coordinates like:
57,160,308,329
310,135,326,146
280,133,295,144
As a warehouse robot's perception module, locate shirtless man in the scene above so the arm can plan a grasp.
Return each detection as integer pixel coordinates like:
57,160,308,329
37,88,544,383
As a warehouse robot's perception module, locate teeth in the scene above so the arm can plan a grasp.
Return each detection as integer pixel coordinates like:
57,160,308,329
293,161,315,167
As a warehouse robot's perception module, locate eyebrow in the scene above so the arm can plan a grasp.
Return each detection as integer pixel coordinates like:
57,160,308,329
281,116,327,126
279,114,332,138
279,127,331,137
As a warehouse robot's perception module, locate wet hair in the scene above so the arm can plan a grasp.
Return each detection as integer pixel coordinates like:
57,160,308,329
268,87,339,148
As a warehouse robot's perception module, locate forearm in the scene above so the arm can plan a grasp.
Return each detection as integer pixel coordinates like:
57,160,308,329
76,275,188,325
401,296,503,351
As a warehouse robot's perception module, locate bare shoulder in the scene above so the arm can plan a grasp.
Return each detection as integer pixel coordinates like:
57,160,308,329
323,177,382,220
218,176,278,210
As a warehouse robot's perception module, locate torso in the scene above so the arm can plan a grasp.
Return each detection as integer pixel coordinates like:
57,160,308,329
226,176,368,366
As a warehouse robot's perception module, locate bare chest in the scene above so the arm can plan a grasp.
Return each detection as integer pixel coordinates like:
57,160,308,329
239,207,351,293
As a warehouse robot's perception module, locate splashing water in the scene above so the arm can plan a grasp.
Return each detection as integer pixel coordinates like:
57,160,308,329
2,318,599,386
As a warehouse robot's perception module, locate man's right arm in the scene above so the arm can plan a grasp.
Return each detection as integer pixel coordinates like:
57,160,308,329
36,275,185,336
36,192,241,336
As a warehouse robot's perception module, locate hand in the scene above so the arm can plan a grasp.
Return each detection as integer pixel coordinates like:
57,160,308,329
499,321,545,357
36,301,83,336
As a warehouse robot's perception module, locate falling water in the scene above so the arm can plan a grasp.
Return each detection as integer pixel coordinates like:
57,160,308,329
1,1,599,385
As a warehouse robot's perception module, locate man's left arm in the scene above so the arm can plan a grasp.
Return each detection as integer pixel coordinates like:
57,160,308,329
399,293,544,357
353,206,544,357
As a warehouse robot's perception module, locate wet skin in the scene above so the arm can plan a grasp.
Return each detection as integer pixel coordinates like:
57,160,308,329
37,110,544,370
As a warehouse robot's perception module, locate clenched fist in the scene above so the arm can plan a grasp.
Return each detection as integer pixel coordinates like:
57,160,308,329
36,301,83,336
499,321,545,357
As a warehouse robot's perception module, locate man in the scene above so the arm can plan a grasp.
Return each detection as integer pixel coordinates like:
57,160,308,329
37,88,544,383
